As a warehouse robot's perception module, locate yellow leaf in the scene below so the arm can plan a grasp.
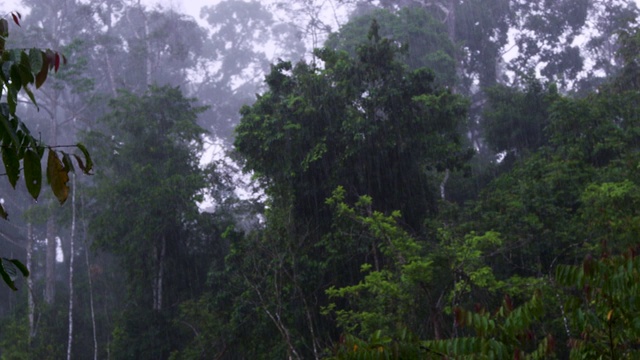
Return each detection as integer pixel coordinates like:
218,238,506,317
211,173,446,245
47,149,69,204
607,309,614,321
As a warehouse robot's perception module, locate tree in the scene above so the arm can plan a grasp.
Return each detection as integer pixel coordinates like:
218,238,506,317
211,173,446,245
235,22,470,232
220,21,471,357
482,76,559,162
325,7,457,87
86,85,213,359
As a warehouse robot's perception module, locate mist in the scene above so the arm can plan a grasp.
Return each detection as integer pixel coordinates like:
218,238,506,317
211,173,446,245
0,0,637,358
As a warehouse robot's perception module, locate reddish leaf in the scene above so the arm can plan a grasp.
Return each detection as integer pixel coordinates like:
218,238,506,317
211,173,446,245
35,54,49,89
11,12,20,27
54,53,60,72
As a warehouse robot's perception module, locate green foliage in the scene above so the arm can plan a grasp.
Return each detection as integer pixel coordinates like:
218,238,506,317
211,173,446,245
323,187,434,337
87,85,212,357
483,77,559,159
328,330,428,360
326,7,457,86
328,291,554,359
0,316,29,360
0,13,92,290
426,291,554,359
235,21,470,231
556,250,640,359
580,180,640,251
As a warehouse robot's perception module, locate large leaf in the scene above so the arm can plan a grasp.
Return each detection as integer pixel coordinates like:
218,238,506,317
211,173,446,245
23,149,42,200
76,142,93,174
35,53,49,89
0,258,28,291
6,258,28,277
0,259,17,290
0,112,19,150
28,48,42,73
2,145,19,188
47,148,69,204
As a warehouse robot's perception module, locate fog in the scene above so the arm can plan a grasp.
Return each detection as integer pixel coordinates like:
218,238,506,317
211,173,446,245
0,0,638,359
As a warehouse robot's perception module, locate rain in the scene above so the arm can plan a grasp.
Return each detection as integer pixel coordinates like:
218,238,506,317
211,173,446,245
0,0,638,358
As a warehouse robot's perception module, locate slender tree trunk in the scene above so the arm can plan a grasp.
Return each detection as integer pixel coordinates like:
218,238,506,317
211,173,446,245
105,55,118,97
144,15,152,86
27,222,35,339
440,168,450,200
152,235,166,311
447,0,456,42
67,175,76,360
85,247,98,360
81,188,99,360
45,217,56,304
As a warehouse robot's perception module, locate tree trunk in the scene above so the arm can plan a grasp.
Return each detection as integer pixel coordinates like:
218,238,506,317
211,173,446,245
81,188,99,360
45,217,56,304
27,221,35,339
67,175,76,360
152,235,166,311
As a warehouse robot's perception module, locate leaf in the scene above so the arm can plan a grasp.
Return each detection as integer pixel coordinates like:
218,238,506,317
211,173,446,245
10,12,21,27
76,143,93,174
54,52,60,72
0,266,16,290
28,48,43,73
0,113,20,149
2,145,19,188
6,259,28,277
62,152,75,172
23,149,42,200
47,149,69,204
35,54,49,89
0,258,19,290
9,63,21,91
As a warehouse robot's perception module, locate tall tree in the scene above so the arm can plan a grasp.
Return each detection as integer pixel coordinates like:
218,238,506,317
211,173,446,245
87,86,212,359
224,22,471,357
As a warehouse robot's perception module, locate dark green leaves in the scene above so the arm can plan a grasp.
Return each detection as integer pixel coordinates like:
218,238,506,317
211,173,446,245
75,142,93,174
0,258,29,291
1,142,19,188
23,149,41,200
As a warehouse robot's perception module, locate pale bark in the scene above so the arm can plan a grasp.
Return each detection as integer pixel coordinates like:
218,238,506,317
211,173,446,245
152,235,166,311
440,168,450,200
27,222,35,339
45,217,56,304
82,187,98,360
66,175,76,360
85,248,98,360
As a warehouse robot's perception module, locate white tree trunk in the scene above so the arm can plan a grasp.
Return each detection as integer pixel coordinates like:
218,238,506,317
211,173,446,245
67,175,76,360
440,168,450,200
152,236,166,311
45,217,56,304
27,222,35,339
82,183,98,360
